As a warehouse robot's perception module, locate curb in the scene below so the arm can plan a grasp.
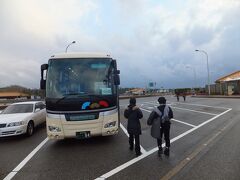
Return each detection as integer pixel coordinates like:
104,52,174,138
192,96,240,99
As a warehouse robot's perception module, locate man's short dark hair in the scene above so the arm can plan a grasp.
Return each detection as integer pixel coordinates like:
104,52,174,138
158,97,166,104
130,97,136,105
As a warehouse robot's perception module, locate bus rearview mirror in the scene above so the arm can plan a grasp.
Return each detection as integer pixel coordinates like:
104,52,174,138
40,64,48,90
40,79,46,90
114,74,120,85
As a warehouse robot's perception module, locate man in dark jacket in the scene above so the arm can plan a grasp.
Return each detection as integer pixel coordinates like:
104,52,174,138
148,97,173,156
124,97,143,156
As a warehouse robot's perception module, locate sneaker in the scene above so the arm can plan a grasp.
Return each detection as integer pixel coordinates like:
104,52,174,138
136,152,142,157
158,147,163,156
164,147,170,156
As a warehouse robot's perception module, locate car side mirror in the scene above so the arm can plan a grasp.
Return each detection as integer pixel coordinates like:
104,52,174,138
35,108,41,112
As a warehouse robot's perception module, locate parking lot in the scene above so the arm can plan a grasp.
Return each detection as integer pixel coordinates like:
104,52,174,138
1,96,240,180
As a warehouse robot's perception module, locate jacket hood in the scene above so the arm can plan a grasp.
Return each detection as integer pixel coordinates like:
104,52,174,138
128,105,139,111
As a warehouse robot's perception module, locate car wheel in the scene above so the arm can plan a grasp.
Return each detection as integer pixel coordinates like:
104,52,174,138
26,121,34,136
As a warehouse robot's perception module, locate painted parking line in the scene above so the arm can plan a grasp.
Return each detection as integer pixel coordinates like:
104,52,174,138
171,106,218,116
171,118,196,128
143,102,218,116
3,121,145,180
140,107,196,128
150,100,230,110
174,102,230,110
95,107,232,180
160,111,235,180
3,137,49,180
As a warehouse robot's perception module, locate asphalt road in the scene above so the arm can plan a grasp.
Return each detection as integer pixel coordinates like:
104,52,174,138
1,96,240,180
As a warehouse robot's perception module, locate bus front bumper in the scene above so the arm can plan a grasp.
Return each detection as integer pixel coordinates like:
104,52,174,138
46,109,119,139
47,124,119,139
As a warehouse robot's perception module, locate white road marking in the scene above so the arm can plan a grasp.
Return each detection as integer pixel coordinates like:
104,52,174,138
96,107,232,179
171,106,218,116
140,107,196,128
4,101,232,180
140,108,151,113
120,123,146,153
149,100,229,110
3,172,17,180
160,115,234,180
171,118,196,128
3,137,49,180
95,178,105,180
174,102,230,110
143,102,218,116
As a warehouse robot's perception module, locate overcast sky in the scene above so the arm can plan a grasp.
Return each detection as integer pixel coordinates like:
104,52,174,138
0,0,240,89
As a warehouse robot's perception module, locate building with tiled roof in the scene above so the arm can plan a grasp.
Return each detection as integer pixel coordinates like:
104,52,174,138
214,71,240,95
0,92,30,99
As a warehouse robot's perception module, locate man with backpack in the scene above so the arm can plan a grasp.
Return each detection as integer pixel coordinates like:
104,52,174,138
147,97,173,156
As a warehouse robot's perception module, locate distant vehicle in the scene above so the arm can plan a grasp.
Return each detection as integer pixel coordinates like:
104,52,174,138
0,101,46,137
40,52,120,139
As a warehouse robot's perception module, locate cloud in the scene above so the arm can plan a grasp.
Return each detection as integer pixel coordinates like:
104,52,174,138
0,0,98,88
0,0,240,89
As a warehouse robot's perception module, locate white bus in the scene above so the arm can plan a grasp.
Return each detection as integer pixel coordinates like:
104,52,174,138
40,52,120,139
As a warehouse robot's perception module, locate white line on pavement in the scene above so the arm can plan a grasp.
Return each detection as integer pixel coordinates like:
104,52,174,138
171,106,218,116
143,102,218,116
148,100,230,110
174,102,230,110
140,108,196,128
140,107,151,113
96,107,232,180
3,137,49,180
171,119,196,128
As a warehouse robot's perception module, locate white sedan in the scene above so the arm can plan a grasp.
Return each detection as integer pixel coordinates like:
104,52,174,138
0,101,46,137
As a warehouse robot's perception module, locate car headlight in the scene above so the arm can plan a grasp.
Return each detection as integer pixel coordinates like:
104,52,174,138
104,121,116,128
7,121,24,127
48,126,61,132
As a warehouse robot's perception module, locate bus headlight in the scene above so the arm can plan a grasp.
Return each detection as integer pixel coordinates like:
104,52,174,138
104,121,116,128
48,126,61,132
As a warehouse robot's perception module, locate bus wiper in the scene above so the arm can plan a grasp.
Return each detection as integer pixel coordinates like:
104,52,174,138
55,93,85,104
55,93,108,104
87,93,113,98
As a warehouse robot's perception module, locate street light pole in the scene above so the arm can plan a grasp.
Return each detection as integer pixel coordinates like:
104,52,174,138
195,49,210,95
65,41,76,53
186,65,197,91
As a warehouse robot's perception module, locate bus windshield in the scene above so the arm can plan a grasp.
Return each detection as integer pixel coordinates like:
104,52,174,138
46,58,116,98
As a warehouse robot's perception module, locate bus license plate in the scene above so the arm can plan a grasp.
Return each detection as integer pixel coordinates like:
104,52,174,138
76,131,90,139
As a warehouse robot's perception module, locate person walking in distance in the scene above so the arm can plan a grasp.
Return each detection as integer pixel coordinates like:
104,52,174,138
124,97,143,156
176,92,180,102
147,97,173,156
182,92,186,102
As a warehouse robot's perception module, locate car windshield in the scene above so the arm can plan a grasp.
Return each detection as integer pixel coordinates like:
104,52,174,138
1,104,34,114
46,58,116,98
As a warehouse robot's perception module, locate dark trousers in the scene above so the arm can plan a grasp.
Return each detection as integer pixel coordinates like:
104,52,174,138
157,123,170,149
129,134,141,153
